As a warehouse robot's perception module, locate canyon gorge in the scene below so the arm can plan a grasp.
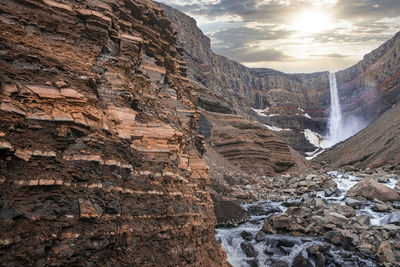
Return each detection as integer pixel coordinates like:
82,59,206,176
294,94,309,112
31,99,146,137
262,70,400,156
1,0,400,266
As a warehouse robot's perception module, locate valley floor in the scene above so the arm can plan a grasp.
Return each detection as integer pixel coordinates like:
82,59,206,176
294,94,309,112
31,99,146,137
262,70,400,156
214,168,400,266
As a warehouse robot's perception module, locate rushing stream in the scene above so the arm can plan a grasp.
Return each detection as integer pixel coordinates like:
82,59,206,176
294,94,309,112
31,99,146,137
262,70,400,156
215,172,398,267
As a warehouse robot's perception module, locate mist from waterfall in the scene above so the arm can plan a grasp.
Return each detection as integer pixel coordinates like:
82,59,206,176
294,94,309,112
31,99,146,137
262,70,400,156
324,72,367,148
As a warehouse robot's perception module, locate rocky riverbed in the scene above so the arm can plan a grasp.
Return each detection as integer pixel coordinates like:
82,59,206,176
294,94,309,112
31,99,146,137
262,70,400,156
215,169,400,266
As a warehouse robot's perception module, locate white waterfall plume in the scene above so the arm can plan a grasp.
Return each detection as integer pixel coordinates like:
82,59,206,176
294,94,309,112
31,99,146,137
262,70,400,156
327,72,343,146
324,72,367,148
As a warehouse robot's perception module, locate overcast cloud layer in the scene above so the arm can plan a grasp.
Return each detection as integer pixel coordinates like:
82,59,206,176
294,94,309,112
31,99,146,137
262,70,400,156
158,0,400,73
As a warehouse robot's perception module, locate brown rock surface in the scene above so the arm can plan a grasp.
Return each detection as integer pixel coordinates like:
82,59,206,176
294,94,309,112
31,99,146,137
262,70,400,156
200,111,295,176
346,178,400,202
317,103,400,170
0,0,228,265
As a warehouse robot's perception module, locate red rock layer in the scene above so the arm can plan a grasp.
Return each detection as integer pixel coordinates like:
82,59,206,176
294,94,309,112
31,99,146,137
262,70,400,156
200,111,295,176
336,32,400,121
0,0,227,265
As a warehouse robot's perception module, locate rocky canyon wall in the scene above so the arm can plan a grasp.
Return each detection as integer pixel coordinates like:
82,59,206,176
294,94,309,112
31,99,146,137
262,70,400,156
158,2,331,153
0,0,228,265
336,31,400,125
158,3,400,154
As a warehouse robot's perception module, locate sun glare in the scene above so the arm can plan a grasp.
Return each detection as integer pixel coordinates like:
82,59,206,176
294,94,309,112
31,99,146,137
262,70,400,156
290,9,333,34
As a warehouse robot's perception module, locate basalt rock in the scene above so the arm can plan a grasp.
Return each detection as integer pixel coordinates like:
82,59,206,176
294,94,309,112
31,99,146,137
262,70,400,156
0,0,228,265
212,197,250,227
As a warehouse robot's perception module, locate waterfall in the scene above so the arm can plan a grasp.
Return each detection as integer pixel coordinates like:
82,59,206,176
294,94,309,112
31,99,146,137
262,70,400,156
327,72,343,146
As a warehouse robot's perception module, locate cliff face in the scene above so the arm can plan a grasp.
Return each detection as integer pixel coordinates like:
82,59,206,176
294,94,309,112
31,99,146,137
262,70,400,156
316,33,400,170
336,32,400,124
0,0,227,265
199,112,295,176
158,3,331,153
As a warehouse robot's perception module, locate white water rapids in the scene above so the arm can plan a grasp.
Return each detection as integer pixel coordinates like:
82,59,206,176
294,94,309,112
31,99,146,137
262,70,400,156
216,172,398,267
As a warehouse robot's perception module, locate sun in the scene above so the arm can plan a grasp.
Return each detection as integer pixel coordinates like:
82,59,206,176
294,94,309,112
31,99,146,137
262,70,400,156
290,9,333,34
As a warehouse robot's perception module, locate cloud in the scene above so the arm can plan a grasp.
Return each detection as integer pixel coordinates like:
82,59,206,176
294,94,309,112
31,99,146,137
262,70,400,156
311,53,349,58
158,0,400,73
221,47,288,62
211,26,292,50
335,0,400,20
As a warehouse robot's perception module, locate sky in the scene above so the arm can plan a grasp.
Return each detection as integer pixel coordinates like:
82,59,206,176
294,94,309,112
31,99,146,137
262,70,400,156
157,0,400,73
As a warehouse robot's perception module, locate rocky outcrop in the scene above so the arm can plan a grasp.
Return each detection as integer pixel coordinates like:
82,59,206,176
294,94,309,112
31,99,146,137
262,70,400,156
212,198,250,227
346,178,400,202
0,0,228,265
199,111,295,176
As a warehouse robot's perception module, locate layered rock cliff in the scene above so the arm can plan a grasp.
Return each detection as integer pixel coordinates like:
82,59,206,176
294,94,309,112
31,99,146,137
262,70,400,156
315,32,400,170
0,0,228,265
199,112,295,176
158,2,331,153
336,31,400,124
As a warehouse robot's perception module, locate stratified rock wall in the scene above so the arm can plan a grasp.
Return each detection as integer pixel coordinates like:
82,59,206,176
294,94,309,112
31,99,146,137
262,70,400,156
0,0,227,265
336,32,400,123
158,3,332,152
200,111,295,176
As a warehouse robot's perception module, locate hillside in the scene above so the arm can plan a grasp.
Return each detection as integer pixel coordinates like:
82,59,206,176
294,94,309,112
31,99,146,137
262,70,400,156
316,103,400,170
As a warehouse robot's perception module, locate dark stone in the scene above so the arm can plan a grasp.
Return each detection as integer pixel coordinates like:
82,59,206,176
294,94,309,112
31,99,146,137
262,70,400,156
240,231,253,241
212,198,250,227
240,242,258,258
248,205,281,216
277,239,296,248
293,251,313,267
246,259,259,267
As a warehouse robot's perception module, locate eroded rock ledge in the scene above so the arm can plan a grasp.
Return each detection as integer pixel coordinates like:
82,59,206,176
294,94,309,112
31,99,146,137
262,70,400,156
0,0,227,265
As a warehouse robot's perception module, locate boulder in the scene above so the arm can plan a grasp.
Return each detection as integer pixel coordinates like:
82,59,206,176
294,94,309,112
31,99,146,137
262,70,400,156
372,203,392,212
355,214,370,225
240,242,258,258
377,241,396,263
271,214,290,229
344,197,362,209
322,179,339,197
260,220,276,234
293,250,313,267
346,178,400,202
212,198,250,227
323,229,359,249
326,212,348,226
240,231,253,241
